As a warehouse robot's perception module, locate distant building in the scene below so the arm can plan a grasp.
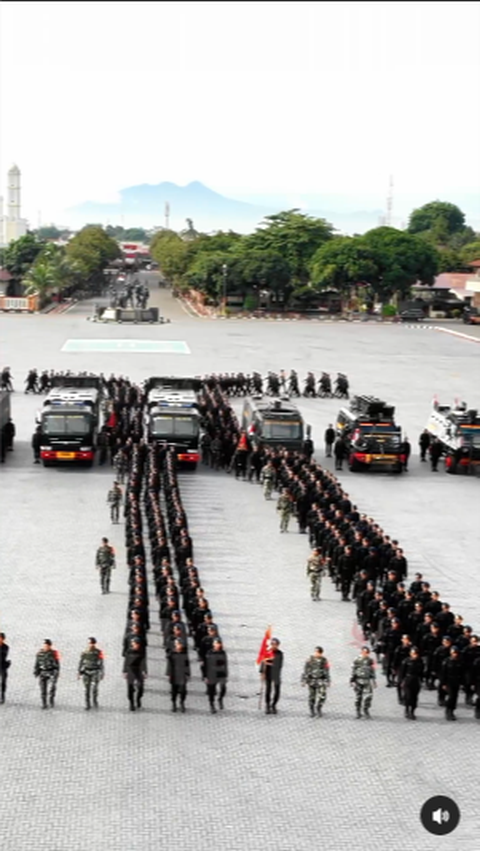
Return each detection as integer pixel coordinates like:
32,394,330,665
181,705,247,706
0,164,29,247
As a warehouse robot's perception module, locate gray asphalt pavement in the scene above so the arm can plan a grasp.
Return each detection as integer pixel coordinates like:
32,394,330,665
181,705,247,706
0,278,479,851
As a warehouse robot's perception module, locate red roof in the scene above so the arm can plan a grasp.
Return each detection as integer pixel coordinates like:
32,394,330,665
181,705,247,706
467,258,480,268
0,268,12,281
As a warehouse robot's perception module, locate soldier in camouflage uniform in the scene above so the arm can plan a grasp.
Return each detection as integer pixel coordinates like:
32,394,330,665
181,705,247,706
78,637,105,710
306,548,324,601
114,449,127,484
276,488,293,533
107,481,122,523
350,646,376,718
261,460,275,500
34,639,60,709
95,537,116,594
302,647,331,716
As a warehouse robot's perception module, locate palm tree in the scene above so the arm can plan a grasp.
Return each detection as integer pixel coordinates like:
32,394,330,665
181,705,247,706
23,260,57,306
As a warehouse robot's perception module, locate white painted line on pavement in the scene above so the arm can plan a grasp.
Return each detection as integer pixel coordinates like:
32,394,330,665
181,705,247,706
434,327,480,344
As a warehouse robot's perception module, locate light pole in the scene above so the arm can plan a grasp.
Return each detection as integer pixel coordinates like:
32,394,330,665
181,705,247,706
222,263,228,315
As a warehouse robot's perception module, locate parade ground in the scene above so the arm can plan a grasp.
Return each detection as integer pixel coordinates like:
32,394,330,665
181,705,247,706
1,276,479,851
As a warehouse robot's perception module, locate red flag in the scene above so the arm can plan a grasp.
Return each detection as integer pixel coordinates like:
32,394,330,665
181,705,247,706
256,625,274,666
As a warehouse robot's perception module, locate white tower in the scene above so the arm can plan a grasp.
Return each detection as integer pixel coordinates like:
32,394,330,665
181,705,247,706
7,164,21,222
0,195,4,247
4,164,28,244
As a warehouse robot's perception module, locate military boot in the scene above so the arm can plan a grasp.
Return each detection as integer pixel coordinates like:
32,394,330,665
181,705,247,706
309,702,315,718
317,704,323,718
210,703,217,714
363,707,371,718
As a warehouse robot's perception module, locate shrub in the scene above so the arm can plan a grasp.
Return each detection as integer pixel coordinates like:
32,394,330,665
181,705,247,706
382,304,397,317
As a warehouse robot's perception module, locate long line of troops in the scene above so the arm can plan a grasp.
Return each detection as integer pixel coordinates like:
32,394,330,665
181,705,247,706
2,372,478,720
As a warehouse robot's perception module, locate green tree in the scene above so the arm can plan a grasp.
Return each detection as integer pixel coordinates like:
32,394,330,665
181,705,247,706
362,227,439,300
246,209,334,288
35,225,62,240
3,233,44,281
65,225,120,287
183,251,227,300
460,240,480,265
309,236,379,298
407,201,466,237
124,227,148,242
149,230,189,283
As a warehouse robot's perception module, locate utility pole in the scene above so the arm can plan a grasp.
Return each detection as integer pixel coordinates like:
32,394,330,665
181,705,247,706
165,201,170,230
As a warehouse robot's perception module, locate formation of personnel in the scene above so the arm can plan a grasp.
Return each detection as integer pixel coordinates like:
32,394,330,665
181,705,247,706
3,369,478,721
195,375,480,722
201,370,349,399
121,435,229,714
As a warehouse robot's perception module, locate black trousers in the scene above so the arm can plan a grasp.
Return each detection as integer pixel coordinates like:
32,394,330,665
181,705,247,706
403,679,421,711
445,685,460,711
127,677,144,705
265,679,281,708
1,670,7,701
207,683,226,704
171,683,187,704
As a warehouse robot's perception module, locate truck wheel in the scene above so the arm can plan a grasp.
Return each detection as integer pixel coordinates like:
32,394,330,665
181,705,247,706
42,460,52,468
394,464,403,474
349,459,360,472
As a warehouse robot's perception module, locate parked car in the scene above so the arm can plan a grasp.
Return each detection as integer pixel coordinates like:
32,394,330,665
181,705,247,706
399,308,425,322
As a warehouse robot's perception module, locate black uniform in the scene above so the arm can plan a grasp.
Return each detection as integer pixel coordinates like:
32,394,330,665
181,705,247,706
261,648,283,714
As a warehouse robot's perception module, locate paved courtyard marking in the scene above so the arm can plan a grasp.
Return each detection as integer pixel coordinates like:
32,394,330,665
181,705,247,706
433,326,480,344
61,339,191,353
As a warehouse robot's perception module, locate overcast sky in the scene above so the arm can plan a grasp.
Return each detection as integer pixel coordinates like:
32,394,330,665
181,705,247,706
1,0,479,225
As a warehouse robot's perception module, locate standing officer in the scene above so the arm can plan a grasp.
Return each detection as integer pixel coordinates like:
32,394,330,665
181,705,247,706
32,426,42,464
261,460,275,499
260,638,283,714
123,637,147,711
107,481,122,524
78,637,105,710
95,537,116,594
306,548,324,601
400,436,411,471
302,426,314,460
34,639,60,709
0,632,10,703
418,429,430,462
301,646,331,717
439,645,463,721
167,639,190,713
205,638,229,714
350,646,376,718
333,436,346,471
399,646,423,719
276,489,293,533
324,424,336,457
429,437,443,472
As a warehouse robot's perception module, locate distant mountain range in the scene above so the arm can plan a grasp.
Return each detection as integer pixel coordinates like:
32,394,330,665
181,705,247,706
66,180,480,235
66,180,387,235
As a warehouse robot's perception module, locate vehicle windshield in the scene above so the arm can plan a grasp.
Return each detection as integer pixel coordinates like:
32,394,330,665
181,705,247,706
262,420,303,440
358,424,397,434
42,413,91,435
152,415,199,437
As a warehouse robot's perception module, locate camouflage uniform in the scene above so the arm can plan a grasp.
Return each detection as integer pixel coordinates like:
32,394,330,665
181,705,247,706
350,654,376,717
306,553,324,601
302,655,331,716
34,648,60,708
114,451,127,484
107,485,122,523
78,646,105,709
95,544,116,594
261,464,274,500
276,493,293,532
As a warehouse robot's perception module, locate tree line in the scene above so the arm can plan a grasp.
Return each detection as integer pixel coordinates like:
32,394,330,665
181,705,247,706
150,202,480,309
0,201,478,309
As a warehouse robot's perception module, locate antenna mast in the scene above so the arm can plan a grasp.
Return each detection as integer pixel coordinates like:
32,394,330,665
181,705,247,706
165,201,170,229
